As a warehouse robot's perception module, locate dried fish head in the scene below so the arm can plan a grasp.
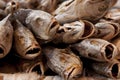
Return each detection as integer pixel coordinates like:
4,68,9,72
14,20,41,60
14,9,60,43
54,0,111,24
43,47,83,80
0,14,13,58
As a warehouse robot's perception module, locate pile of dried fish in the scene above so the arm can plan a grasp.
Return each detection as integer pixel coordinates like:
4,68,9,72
0,0,120,80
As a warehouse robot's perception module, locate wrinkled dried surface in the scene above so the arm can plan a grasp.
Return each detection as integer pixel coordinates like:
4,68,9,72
43,47,83,80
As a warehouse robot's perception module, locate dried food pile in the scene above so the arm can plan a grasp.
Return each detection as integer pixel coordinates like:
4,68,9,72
0,0,120,80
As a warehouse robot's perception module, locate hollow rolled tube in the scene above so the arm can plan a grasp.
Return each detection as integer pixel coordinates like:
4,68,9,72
71,38,118,62
43,47,83,80
14,20,41,60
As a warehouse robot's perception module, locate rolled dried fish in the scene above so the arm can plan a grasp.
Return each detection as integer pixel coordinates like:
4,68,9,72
111,37,120,59
13,20,41,60
43,47,83,80
16,57,46,75
104,8,120,23
71,39,118,62
13,9,60,43
0,72,40,80
91,60,120,79
0,14,13,58
37,0,58,13
54,20,95,44
54,0,111,24
93,21,120,40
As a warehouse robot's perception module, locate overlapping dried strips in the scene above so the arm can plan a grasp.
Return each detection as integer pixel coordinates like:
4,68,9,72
0,0,119,80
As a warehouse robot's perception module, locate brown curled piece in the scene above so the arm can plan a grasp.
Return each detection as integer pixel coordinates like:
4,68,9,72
54,0,111,24
13,20,41,60
0,14,13,58
37,0,58,13
16,57,46,75
91,60,120,79
111,37,120,59
53,20,95,44
13,9,60,43
43,47,83,80
71,38,118,62
104,8,120,23
93,21,120,40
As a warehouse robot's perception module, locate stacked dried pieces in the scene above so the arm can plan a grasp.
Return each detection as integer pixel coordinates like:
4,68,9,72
0,0,120,80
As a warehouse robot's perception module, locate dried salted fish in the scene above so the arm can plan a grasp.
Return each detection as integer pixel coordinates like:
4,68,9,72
104,8,120,23
93,21,120,40
0,14,13,58
13,20,41,60
91,60,120,79
13,9,59,43
71,39,118,62
0,72,40,80
54,0,111,24
53,20,95,44
43,47,83,80
37,0,58,13
16,57,46,75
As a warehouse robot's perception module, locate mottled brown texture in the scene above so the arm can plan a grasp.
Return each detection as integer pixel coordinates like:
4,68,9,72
0,14,13,58
53,20,95,44
91,60,120,79
93,21,120,40
71,39,118,62
54,0,111,24
14,20,41,60
43,47,83,80
14,9,60,43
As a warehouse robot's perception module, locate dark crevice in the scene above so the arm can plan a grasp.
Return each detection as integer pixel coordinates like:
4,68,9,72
105,45,113,59
112,64,118,78
32,65,42,74
26,48,40,54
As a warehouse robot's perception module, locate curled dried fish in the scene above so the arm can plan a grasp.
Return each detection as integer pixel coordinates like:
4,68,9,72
71,39,118,62
16,57,46,75
54,0,111,24
43,47,83,80
53,20,95,44
13,20,41,60
0,14,13,58
91,60,120,79
13,9,59,43
93,21,120,40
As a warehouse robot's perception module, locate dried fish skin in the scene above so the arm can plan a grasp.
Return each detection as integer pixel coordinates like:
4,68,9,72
93,21,120,40
0,14,13,58
71,39,118,62
0,72,40,80
91,60,120,79
54,20,95,44
14,20,41,60
14,9,60,43
37,0,58,13
16,57,46,75
54,0,111,24
43,47,83,80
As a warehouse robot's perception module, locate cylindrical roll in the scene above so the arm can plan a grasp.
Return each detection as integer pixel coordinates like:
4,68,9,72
71,38,118,62
13,20,41,60
54,20,95,44
43,47,83,80
91,60,120,79
0,14,13,58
